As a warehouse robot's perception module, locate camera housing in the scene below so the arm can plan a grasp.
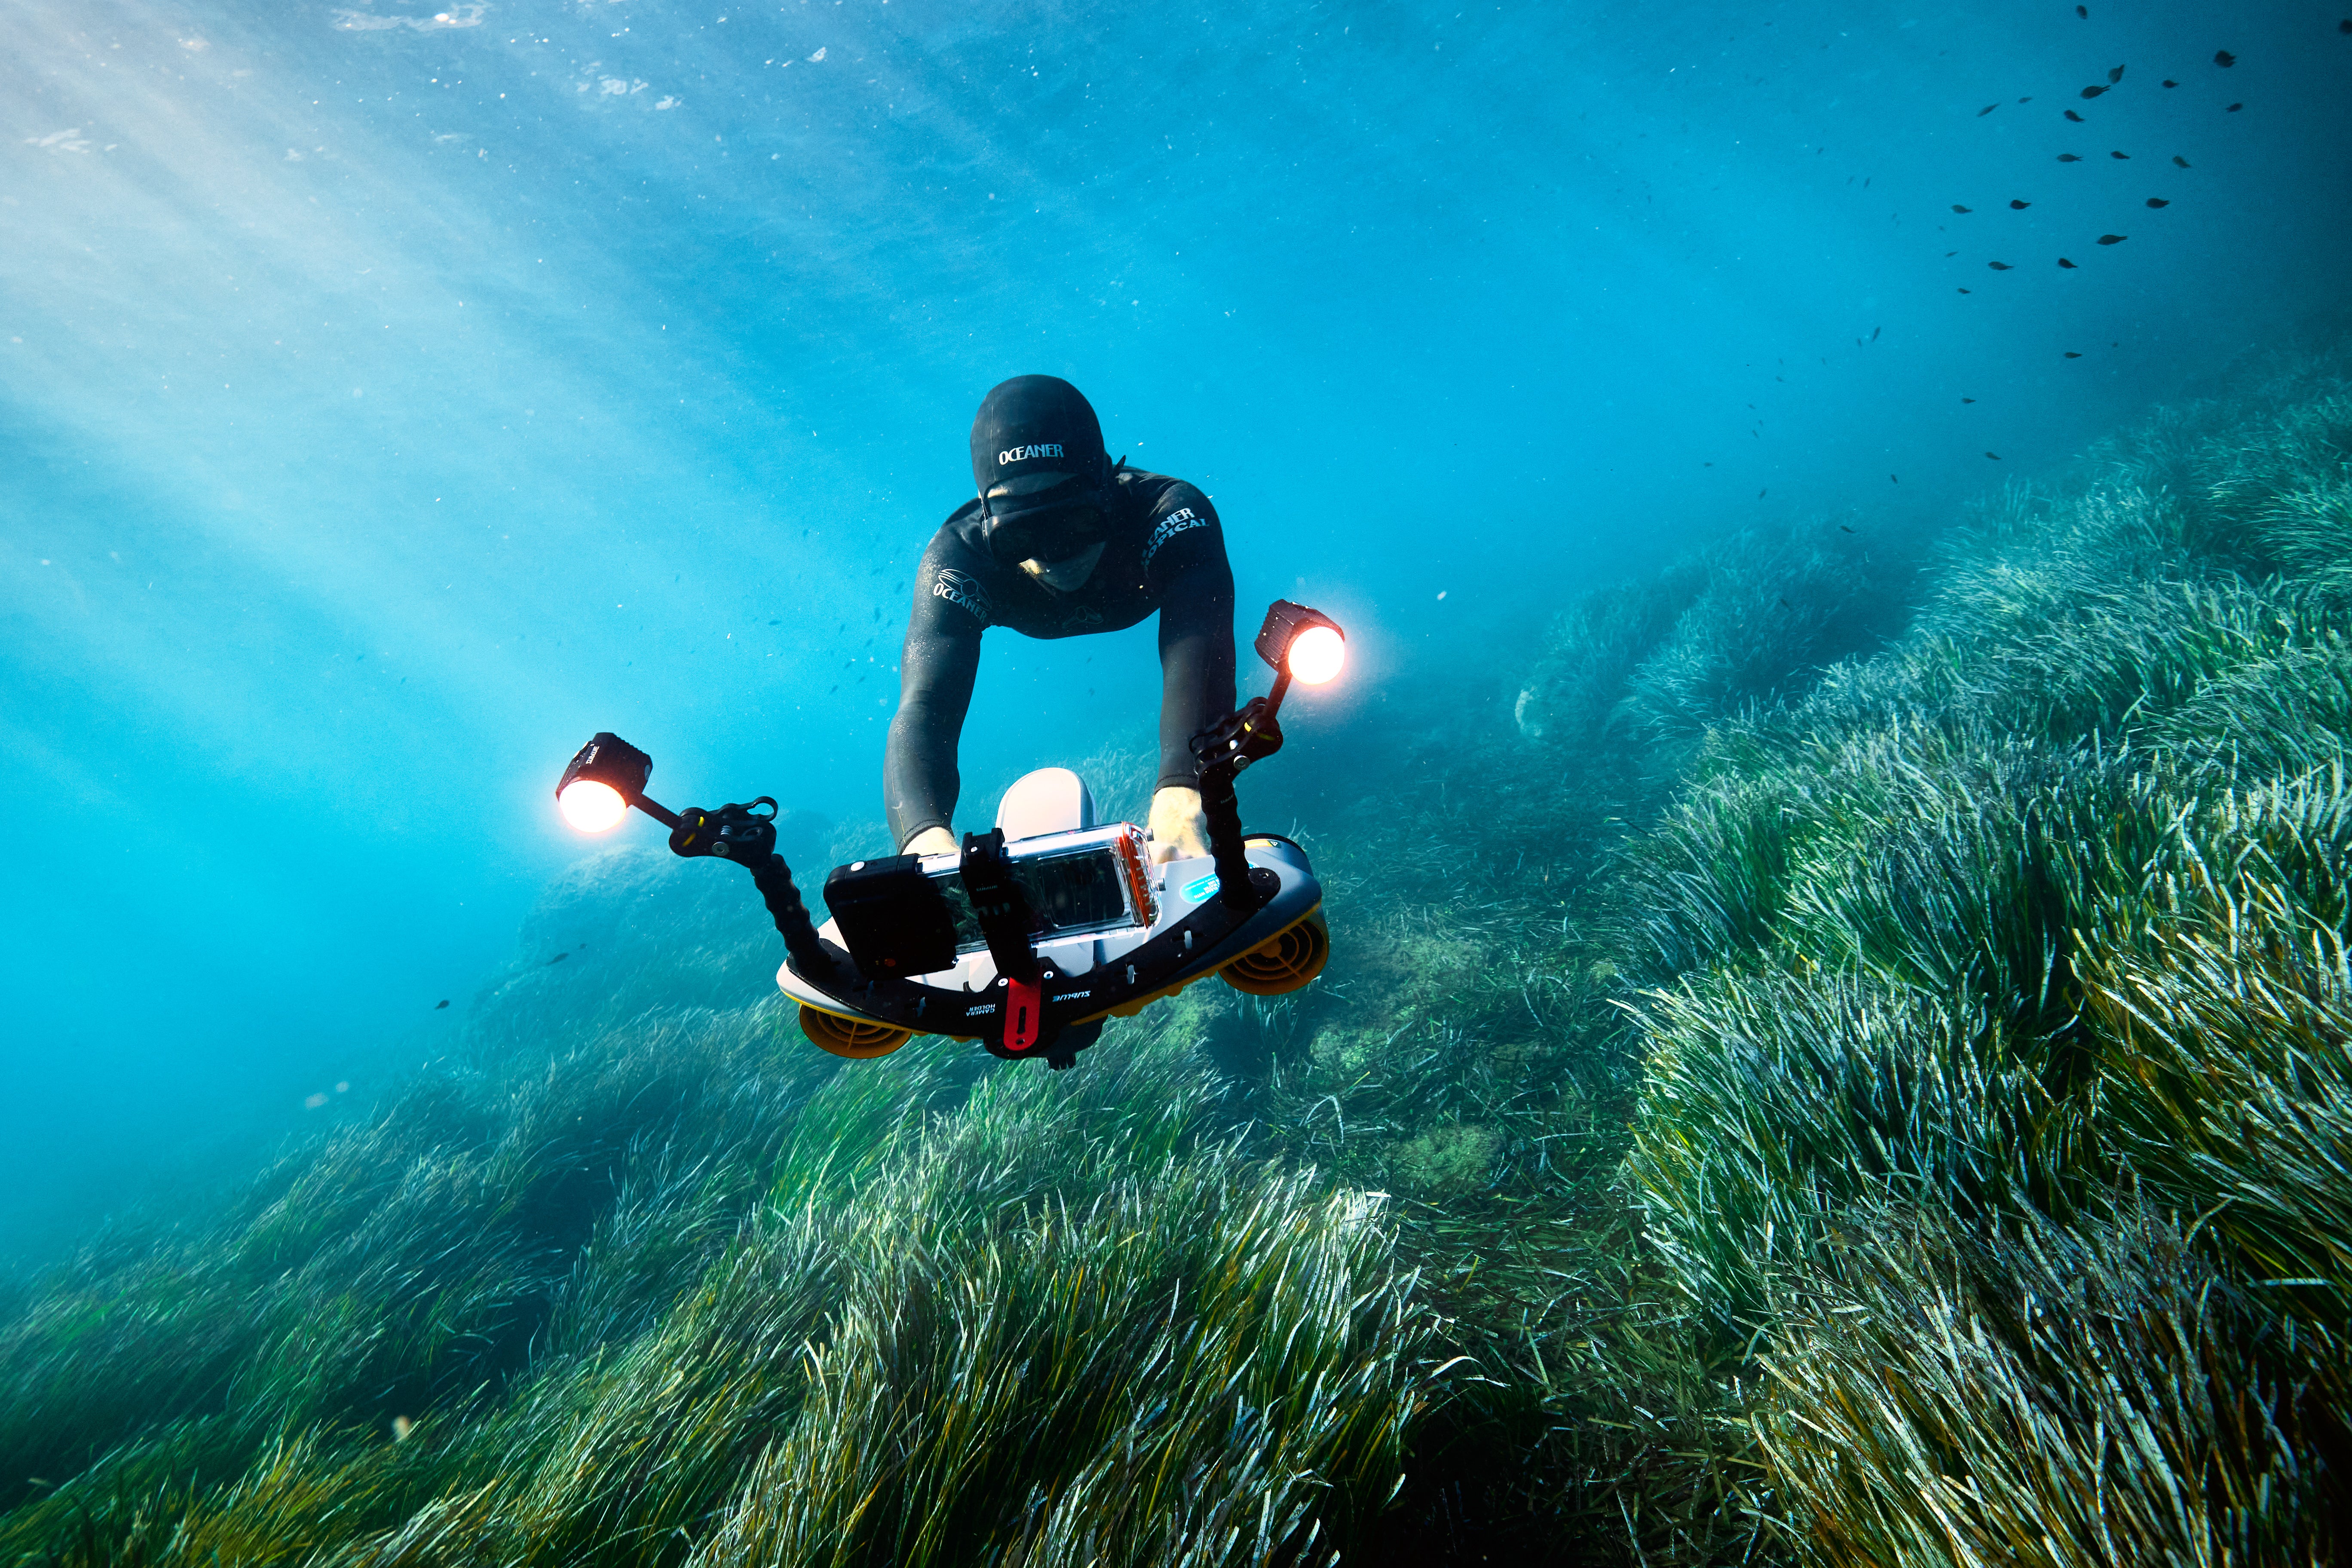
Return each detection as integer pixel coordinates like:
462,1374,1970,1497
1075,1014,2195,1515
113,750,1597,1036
821,824,1155,982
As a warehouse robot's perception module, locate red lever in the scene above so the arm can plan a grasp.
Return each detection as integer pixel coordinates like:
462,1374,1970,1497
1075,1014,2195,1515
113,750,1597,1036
1004,974,1043,1053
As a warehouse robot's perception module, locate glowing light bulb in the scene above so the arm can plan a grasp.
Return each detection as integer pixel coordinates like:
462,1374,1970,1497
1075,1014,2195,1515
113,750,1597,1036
559,778,628,832
1287,624,1346,685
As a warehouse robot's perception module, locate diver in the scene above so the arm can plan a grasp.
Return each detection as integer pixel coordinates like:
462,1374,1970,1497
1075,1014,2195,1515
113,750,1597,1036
887,374,1235,864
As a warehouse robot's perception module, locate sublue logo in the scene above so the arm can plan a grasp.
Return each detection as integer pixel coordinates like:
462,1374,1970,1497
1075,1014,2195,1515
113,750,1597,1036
1179,871,1219,903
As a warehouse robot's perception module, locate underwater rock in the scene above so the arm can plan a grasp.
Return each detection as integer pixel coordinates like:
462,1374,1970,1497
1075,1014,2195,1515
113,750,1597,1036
1512,686,1546,738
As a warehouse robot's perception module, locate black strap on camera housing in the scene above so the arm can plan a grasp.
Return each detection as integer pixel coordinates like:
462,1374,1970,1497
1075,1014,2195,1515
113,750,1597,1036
957,828,1040,983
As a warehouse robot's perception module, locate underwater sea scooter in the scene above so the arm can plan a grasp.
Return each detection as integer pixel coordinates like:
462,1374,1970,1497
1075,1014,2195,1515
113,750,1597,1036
553,600,1348,1070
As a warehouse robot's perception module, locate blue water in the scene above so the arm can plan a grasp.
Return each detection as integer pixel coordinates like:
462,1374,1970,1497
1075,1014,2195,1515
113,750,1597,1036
4,0,2347,1250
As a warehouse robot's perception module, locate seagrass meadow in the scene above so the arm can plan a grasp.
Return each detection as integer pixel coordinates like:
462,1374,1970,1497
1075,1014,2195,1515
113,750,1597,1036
7,339,2352,1565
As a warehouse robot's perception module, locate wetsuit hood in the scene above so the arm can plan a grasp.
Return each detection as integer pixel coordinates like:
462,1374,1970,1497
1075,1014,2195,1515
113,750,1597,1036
969,376,1112,563
970,375,1107,494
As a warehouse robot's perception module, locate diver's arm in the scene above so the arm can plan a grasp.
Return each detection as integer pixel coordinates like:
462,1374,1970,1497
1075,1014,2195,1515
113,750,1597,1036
1154,557,1237,789
886,613,982,851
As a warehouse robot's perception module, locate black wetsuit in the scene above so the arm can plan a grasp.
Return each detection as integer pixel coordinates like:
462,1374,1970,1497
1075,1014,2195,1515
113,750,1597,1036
885,468,1234,848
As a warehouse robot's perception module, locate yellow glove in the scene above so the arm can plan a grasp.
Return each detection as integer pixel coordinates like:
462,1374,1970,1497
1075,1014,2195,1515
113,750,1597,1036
902,825,959,858
1147,786,1210,864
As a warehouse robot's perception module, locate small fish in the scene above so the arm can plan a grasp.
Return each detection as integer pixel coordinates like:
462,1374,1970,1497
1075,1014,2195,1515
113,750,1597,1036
2076,3,2087,14
2226,101,2243,111
1758,488,1767,498
2065,109,2086,121
2214,49,2236,67
1986,451,2003,460
1952,203,1973,212
2058,153,2083,161
1958,286,1972,293
1946,249,1959,256
2342,20,2352,35
2010,198,2031,208
1962,396,1977,403
2108,64,2125,83
2098,233,2127,244
2018,96,2032,103
2173,154,2191,167
768,618,780,625
2110,150,2131,159
2162,79,2179,88
2081,84,2108,98
1871,325,1881,341
435,999,450,1009
2064,350,2082,358
2146,196,2169,207
1988,260,2013,270
2059,257,2078,267
549,952,568,965
1978,103,1999,116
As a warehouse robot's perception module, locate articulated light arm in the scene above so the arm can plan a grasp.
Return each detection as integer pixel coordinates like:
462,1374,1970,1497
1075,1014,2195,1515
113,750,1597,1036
553,732,830,976
1189,600,1349,910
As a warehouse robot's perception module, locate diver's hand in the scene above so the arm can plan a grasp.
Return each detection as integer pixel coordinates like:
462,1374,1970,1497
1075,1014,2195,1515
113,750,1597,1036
903,826,959,858
1147,786,1210,864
